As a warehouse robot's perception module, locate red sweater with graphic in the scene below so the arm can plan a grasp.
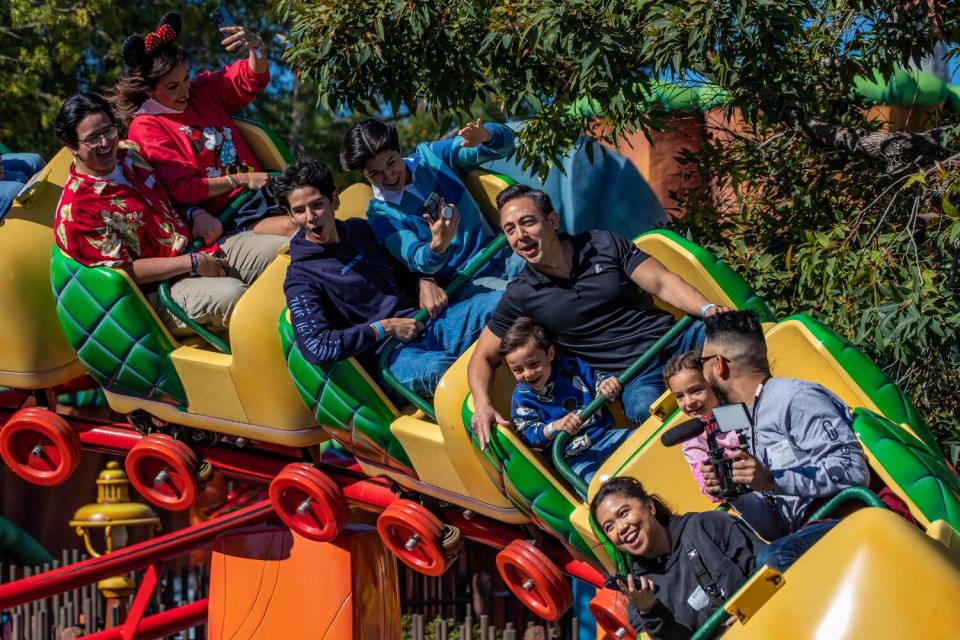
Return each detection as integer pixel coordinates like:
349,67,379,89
128,59,269,214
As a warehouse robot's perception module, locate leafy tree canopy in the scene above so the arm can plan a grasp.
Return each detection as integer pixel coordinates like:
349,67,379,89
279,0,960,444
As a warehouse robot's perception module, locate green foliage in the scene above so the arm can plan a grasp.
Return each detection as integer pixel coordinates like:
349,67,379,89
0,1,283,158
675,115,960,443
276,0,951,173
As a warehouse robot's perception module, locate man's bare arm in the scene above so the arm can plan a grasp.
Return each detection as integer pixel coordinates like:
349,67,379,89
630,257,724,317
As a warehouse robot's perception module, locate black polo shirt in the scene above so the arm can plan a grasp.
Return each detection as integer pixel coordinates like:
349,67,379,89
488,230,675,373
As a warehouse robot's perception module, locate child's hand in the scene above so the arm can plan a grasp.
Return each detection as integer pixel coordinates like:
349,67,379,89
457,118,491,148
552,413,583,436
597,377,622,401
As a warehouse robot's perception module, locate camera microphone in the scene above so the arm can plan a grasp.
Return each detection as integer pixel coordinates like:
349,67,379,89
660,418,706,447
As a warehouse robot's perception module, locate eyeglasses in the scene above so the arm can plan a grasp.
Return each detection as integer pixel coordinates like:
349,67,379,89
79,125,119,147
696,353,728,369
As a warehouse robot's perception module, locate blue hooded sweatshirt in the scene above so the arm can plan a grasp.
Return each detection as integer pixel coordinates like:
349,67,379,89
283,219,418,366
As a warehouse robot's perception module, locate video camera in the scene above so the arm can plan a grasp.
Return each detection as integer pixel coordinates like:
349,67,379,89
707,404,752,500
660,403,753,500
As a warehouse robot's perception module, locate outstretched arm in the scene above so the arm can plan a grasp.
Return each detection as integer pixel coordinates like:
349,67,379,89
629,257,724,318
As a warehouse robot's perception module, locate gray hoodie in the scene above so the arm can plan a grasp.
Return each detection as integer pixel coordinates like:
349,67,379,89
629,511,764,639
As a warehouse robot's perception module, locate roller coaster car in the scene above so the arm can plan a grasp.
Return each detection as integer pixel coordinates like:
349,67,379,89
280,178,960,627
0,119,331,508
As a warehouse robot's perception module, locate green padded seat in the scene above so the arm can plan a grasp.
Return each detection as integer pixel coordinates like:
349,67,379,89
279,309,416,477
50,249,186,407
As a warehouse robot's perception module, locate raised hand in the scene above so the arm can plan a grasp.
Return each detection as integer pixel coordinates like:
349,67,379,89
220,25,264,54
457,118,491,148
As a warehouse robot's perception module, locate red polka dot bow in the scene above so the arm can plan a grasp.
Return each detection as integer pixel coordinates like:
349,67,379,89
145,24,176,53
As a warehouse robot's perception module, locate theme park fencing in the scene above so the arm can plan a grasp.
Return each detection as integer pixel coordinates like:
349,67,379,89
1,552,208,639
0,500,274,640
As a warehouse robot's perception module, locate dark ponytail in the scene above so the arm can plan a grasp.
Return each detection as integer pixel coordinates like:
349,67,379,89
589,476,672,528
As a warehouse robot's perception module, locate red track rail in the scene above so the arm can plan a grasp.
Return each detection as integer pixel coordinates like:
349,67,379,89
79,599,208,640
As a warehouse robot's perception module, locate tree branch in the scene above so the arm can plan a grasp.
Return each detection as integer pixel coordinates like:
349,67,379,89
781,107,955,173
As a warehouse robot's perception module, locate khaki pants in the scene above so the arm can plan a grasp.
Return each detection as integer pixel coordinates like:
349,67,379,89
150,231,289,337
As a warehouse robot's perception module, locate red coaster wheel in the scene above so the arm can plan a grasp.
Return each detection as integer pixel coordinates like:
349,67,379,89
268,463,349,542
590,588,637,639
125,433,199,511
377,499,450,577
495,539,573,621
0,407,81,486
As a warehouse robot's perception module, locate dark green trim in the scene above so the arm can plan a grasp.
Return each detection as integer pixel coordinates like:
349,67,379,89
156,281,231,354
783,314,939,453
50,249,187,407
637,229,775,322
377,235,511,421
553,316,695,497
807,486,886,521
232,116,295,164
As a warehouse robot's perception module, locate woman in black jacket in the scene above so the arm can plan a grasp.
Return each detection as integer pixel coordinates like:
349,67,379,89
590,477,765,639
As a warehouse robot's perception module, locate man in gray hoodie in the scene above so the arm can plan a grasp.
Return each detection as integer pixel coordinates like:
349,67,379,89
699,310,869,569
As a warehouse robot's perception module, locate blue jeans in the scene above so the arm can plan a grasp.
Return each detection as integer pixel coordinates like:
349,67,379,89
0,153,45,217
755,520,839,573
389,289,502,396
460,246,526,296
613,319,706,423
567,427,635,488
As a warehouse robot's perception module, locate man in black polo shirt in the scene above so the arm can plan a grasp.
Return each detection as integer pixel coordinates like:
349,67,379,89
468,185,727,449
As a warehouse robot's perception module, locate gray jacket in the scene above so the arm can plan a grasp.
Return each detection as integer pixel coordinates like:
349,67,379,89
629,511,764,639
736,377,870,537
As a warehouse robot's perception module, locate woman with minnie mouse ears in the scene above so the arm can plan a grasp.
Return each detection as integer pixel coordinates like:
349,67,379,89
112,11,296,245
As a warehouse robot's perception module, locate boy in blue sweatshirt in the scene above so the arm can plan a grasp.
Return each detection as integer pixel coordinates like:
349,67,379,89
339,118,523,296
275,159,501,396
501,317,634,487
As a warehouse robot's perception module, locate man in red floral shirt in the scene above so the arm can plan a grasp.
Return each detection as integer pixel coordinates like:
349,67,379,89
53,93,284,335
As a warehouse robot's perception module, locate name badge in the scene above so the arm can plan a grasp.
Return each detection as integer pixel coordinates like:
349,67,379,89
766,440,800,469
687,585,711,611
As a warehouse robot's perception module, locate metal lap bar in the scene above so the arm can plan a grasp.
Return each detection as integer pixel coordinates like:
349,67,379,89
155,188,260,355
378,235,510,422
552,315,695,497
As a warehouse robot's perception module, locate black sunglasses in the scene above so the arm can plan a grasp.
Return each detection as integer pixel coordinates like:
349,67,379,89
696,353,728,368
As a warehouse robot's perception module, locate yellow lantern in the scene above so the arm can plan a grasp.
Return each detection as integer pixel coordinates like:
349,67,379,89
69,461,162,599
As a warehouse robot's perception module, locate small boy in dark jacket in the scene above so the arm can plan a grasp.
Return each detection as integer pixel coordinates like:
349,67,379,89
501,317,630,485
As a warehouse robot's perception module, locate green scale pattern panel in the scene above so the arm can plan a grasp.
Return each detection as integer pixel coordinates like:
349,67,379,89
462,400,599,563
463,232,772,562
785,314,939,454
853,408,960,530
49,250,186,407
279,309,415,473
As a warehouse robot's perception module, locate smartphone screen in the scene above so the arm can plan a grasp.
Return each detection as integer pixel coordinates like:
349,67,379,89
210,5,237,29
712,403,752,433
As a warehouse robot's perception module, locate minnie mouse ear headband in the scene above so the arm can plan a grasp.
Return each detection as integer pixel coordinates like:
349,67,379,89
121,12,182,70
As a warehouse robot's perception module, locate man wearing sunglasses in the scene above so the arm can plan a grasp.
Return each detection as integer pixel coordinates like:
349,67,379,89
699,310,869,570
52,93,284,335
